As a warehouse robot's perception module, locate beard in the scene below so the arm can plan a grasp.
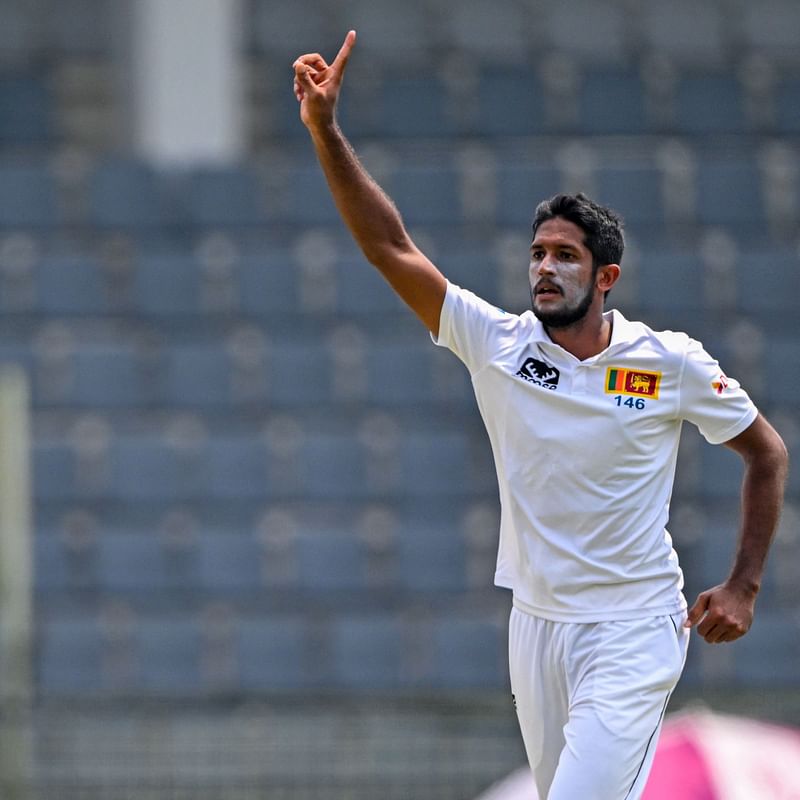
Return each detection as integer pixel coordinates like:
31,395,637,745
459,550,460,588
531,281,594,329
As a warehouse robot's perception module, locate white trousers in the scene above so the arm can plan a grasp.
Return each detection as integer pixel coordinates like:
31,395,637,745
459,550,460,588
509,603,689,800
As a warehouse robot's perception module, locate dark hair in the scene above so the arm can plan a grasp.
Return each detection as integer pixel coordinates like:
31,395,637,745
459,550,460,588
532,193,625,267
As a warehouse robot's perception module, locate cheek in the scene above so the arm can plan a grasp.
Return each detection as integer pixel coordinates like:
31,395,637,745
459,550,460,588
556,264,586,294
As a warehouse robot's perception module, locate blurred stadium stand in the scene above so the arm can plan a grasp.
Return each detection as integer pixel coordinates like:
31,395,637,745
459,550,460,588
0,0,798,797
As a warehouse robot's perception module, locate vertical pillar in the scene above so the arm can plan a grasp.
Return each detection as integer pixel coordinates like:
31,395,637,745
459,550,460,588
129,0,244,166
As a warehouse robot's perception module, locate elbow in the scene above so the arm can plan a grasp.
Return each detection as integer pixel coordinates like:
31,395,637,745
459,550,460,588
362,234,415,269
755,435,790,484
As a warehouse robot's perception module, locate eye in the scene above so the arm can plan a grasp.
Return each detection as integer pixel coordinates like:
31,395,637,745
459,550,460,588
530,250,544,260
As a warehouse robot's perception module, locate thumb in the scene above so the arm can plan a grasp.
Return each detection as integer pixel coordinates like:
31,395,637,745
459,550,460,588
684,591,710,627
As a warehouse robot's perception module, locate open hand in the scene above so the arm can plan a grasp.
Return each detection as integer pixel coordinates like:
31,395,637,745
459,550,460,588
293,30,356,131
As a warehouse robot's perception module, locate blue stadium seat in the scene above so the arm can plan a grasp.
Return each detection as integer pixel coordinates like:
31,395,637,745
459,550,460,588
295,530,366,591
776,77,800,132
39,618,104,691
34,533,71,591
594,163,664,226
763,338,800,404
447,0,528,64
397,521,466,591
133,253,201,315
741,1,800,63
0,344,32,373
250,0,341,62
387,163,461,226
495,161,561,226
301,434,368,498
430,616,506,688
238,251,299,315
33,441,76,500
110,437,202,501
96,533,170,591
675,75,745,134
546,1,627,64
636,250,706,312
197,532,263,591
269,341,332,406
435,242,501,303
279,163,342,225
237,616,316,689
730,612,800,685
162,343,231,407
734,248,799,315
0,75,52,145
639,0,727,65
698,441,744,498
49,0,113,56
365,342,435,406
339,0,434,65
207,437,270,499
579,71,647,134
380,76,458,138
694,158,764,227
329,614,405,689
70,345,148,408
401,432,469,495
138,618,203,692
0,162,57,227
89,159,177,228
183,167,265,227
334,253,402,315
36,256,108,314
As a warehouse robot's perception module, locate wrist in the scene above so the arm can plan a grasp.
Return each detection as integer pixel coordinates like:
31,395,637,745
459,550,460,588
306,117,339,139
725,575,760,597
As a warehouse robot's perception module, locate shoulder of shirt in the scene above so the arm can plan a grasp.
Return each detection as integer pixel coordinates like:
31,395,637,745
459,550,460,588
448,281,532,326
611,310,697,356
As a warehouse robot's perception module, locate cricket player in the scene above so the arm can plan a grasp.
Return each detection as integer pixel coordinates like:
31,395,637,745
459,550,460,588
292,31,789,799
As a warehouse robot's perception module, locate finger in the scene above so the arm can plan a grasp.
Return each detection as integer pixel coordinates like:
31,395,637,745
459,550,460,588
293,54,329,71
294,64,319,86
684,593,710,627
701,623,726,643
331,29,357,76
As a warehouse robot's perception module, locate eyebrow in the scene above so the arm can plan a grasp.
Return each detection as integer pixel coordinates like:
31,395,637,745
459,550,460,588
530,242,582,253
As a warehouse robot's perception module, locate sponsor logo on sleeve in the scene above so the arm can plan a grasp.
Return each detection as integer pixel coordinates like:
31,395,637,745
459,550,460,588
516,357,560,390
605,367,661,399
711,374,729,395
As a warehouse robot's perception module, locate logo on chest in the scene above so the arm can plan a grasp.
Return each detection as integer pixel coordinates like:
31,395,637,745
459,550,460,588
515,357,560,390
605,367,661,399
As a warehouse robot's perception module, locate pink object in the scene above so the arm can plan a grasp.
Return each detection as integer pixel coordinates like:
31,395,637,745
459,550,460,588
476,711,800,800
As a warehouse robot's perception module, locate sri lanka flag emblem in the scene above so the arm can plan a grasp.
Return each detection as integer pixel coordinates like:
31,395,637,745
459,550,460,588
605,367,661,398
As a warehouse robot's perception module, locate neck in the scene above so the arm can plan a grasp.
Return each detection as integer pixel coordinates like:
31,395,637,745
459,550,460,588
544,310,613,361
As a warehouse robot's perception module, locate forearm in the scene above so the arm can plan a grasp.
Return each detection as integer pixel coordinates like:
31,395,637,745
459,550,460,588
727,448,789,594
308,121,411,265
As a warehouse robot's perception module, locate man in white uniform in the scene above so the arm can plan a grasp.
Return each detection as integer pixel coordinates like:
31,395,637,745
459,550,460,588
292,32,789,799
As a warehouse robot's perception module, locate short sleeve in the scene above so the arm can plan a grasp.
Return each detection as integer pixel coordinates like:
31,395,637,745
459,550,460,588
431,281,520,375
679,338,758,445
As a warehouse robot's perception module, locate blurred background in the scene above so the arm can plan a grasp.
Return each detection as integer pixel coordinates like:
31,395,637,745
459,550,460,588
0,0,798,797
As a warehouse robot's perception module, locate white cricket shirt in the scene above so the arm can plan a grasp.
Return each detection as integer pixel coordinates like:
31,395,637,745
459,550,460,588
433,281,758,622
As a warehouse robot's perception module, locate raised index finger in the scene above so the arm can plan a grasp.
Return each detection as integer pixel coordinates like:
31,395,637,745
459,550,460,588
331,30,357,74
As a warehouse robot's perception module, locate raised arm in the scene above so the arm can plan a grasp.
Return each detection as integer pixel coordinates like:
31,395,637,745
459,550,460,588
685,413,789,643
293,31,447,336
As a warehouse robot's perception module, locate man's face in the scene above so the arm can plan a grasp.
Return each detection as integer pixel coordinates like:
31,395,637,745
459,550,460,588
529,217,597,329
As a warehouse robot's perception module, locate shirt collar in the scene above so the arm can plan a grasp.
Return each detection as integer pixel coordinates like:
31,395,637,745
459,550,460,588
530,308,642,363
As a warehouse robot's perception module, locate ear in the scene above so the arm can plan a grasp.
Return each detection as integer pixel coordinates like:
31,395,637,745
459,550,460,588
596,263,621,294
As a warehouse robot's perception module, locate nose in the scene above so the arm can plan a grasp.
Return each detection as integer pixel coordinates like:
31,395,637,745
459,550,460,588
531,254,557,277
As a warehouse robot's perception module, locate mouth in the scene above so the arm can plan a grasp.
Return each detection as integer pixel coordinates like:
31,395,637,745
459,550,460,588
534,283,563,299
